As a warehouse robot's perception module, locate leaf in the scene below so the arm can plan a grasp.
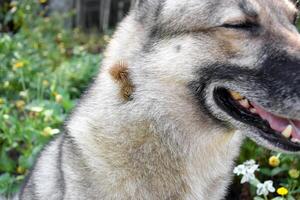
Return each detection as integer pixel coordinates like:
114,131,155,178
0,173,12,194
271,167,288,176
0,151,16,172
259,168,272,176
287,195,296,200
254,197,265,200
272,197,285,200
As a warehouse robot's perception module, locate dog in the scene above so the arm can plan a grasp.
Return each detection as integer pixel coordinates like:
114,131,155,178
18,0,300,199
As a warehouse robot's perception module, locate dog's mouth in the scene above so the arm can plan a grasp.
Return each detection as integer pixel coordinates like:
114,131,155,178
214,88,300,152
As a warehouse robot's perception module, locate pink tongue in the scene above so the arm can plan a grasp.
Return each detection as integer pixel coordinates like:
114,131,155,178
252,104,300,140
291,121,300,139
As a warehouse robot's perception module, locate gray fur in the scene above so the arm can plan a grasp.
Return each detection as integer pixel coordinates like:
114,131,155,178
18,0,300,199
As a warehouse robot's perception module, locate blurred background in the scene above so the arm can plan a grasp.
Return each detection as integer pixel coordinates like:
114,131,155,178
0,0,300,199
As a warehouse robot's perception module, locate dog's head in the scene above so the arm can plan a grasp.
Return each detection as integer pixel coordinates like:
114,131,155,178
130,0,300,152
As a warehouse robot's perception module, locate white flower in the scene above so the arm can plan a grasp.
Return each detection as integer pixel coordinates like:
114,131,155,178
19,90,28,98
240,171,256,184
256,180,275,196
43,109,54,121
233,159,259,183
233,164,245,176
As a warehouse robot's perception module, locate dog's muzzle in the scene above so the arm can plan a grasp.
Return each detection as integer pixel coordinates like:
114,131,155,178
190,52,300,152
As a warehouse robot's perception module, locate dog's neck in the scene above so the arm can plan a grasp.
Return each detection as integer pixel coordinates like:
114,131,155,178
68,109,243,199
67,15,244,199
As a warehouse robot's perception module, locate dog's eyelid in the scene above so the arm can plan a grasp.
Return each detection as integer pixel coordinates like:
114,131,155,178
221,20,259,30
222,16,257,26
223,20,246,25
222,16,247,24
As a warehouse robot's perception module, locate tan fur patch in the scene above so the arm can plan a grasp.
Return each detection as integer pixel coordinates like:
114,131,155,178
212,29,240,58
109,61,134,101
92,122,189,199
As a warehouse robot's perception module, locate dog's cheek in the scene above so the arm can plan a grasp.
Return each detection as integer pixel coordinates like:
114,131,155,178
211,30,241,59
211,29,263,66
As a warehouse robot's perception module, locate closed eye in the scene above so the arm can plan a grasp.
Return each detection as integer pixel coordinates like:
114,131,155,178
221,21,259,30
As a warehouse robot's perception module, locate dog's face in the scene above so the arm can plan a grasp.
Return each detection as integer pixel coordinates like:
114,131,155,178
133,0,300,152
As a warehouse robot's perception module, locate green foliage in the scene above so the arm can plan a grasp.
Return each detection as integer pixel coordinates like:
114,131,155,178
0,0,101,196
235,139,300,199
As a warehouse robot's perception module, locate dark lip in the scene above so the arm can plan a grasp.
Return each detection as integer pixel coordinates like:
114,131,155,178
213,87,300,152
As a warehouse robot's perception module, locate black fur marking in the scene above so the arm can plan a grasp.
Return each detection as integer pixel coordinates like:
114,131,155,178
260,53,300,98
188,80,222,125
188,64,258,126
57,133,66,199
19,133,70,199
19,174,39,200
63,132,83,158
19,135,63,199
154,0,163,21
31,179,39,200
19,166,33,199
254,45,300,115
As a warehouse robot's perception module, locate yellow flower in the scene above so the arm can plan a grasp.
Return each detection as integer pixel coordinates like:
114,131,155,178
289,169,300,179
42,127,60,137
42,127,52,137
277,187,288,196
42,80,49,87
4,81,10,88
29,111,39,118
269,155,280,167
59,43,66,54
13,61,24,69
15,100,25,110
54,93,63,103
39,0,47,4
17,166,26,174
43,110,53,122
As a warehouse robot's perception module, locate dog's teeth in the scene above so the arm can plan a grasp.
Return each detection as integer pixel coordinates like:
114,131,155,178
250,108,257,113
239,99,250,109
291,138,300,144
230,91,244,100
282,125,293,138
